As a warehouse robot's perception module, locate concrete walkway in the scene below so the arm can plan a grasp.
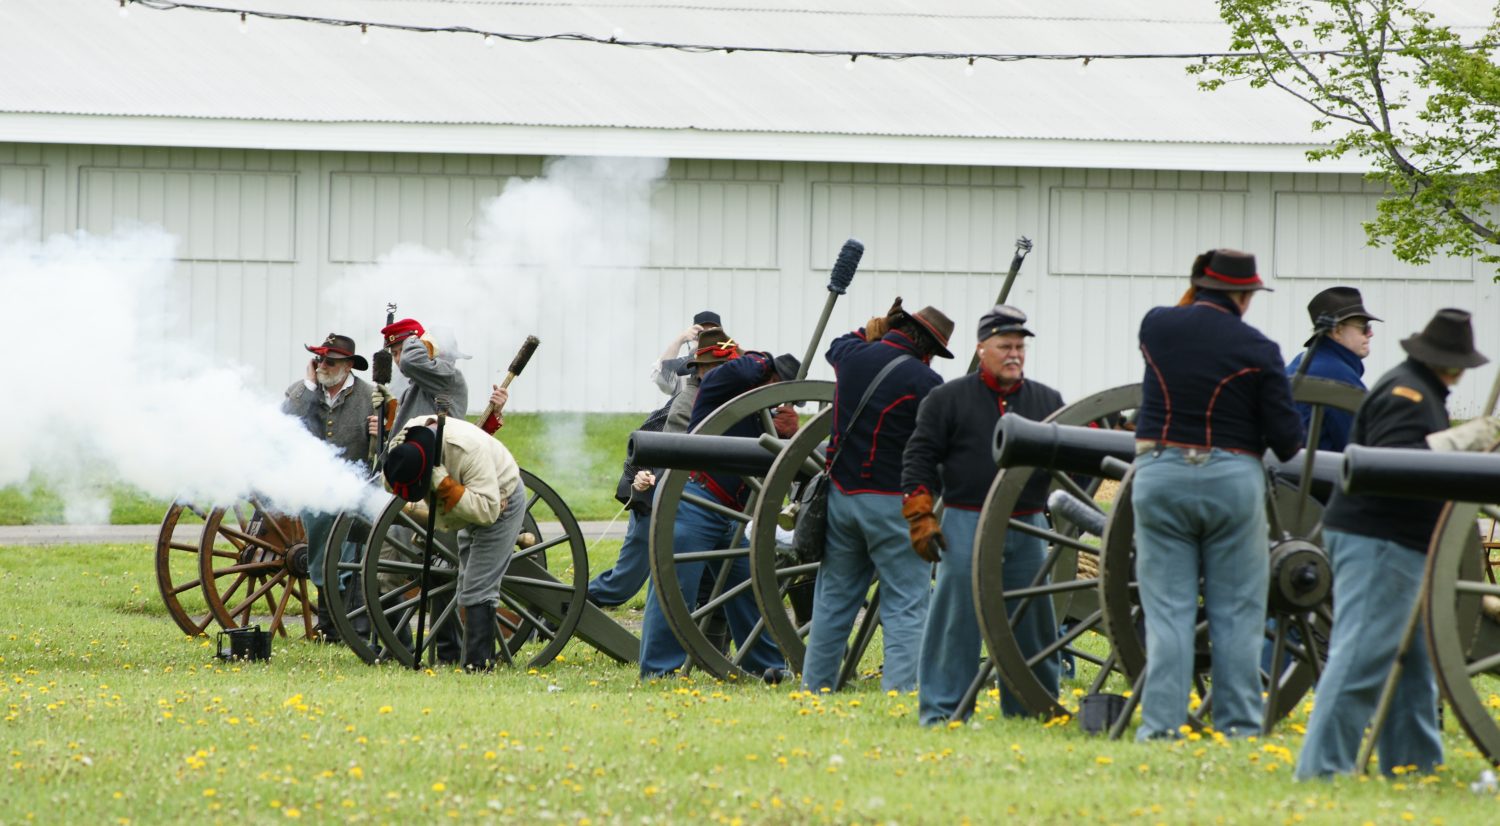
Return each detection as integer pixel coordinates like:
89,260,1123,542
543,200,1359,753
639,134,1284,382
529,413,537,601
0,519,631,547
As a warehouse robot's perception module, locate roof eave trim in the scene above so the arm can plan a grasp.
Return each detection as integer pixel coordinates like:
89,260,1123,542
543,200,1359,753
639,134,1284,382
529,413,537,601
0,114,1371,173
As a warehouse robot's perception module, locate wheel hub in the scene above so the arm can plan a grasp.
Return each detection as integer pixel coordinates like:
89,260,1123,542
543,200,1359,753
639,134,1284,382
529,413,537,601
1268,539,1330,611
285,542,309,578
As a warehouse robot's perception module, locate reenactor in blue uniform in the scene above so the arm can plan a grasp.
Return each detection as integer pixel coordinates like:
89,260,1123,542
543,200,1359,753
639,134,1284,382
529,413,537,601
802,300,951,694
1298,309,1492,778
903,305,1065,724
1131,249,1304,740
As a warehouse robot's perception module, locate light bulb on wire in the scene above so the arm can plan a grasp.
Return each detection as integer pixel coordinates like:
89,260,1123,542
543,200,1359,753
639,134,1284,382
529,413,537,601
118,0,129,18
1077,57,1091,76
360,24,370,45
238,12,248,34
845,54,857,71
483,34,495,48
964,57,975,77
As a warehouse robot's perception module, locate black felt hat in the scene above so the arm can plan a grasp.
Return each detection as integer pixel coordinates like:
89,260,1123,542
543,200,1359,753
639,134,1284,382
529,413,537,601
1190,249,1272,292
1400,309,1489,370
383,425,438,502
1304,287,1381,346
772,353,801,382
693,310,722,328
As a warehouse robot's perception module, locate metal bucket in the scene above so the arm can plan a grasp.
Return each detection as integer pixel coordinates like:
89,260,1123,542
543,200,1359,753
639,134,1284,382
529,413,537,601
216,625,272,662
1078,692,1128,735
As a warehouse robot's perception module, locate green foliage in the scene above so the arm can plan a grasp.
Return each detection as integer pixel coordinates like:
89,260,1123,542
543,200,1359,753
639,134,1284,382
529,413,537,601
3,542,1498,823
1194,0,1500,268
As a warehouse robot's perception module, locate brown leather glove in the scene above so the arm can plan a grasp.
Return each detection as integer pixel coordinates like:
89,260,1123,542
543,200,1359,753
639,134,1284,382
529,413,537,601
434,472,467,514
863,316,891,341
902,490,946,563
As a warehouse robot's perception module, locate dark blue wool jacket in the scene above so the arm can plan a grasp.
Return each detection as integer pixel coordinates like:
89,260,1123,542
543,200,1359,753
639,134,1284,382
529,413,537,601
688,351,778,510
825,329,943,495
1286,339,1366,451
902,372,1065,512
1323,359,1452,553
1136,291,1303,462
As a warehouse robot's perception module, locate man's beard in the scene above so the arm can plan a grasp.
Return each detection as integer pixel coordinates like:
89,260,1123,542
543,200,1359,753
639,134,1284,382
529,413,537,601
316,365,350,388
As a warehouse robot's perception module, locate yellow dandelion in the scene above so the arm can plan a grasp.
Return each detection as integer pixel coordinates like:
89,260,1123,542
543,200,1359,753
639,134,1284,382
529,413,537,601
348,766,364,779
378,705,393,714
1095,756,1113,766
643,785,659,798
432,782,446,792
284,808,301,819
203,789,216,797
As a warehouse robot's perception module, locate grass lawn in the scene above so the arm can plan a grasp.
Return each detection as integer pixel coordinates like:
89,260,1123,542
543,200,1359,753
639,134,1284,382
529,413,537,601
4,542,1498,824
0,413,649,526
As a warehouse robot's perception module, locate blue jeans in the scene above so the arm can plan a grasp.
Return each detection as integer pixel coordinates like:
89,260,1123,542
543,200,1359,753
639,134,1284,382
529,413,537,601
588,509,650,607
1133,448,1268,740
918,509,1059,725
301,509,358,591
638,483,785,678
1295,531,1442,779
802,488,931,693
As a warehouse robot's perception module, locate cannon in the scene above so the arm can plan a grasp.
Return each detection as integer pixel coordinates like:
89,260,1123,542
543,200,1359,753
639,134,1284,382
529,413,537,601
967,377,1364,734
317,468,639,669
154,498,316,639
1341,446,1500,764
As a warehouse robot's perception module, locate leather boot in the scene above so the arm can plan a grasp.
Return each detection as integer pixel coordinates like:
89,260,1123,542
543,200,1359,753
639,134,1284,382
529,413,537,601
463,603,499,672
314,596,342,644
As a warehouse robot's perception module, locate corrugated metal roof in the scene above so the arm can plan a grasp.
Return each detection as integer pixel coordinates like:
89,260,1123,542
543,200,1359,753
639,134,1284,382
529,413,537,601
0,0,1492,157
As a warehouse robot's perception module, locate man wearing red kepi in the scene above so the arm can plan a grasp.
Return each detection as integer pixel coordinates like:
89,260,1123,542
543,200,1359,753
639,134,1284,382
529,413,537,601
367,317,472,440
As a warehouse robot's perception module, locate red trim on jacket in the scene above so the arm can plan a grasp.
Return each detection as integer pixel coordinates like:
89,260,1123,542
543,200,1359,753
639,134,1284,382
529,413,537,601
862,394,916,473
1204,367,1261,447
1140,343,1172,443
689,471,743,511
978,370,1025,414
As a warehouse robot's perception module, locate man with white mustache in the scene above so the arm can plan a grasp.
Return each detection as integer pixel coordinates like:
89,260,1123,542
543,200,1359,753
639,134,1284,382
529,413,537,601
902,305,1065,725
282,333,375,642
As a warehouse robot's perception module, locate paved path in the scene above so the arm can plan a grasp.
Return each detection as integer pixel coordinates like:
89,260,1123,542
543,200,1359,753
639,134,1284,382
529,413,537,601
0,519,631,547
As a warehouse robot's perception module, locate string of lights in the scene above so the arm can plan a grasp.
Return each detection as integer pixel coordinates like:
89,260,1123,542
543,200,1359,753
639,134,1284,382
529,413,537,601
120,0,1455,66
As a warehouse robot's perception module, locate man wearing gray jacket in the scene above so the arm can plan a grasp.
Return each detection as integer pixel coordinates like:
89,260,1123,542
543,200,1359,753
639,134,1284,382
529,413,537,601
282,333,374,641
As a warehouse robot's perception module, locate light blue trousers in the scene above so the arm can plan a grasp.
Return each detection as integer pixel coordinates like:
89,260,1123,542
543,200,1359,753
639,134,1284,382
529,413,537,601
300,509,358,591
588,509,650,607
918,509,1059,725
802,487,932,693
1295,530,1442,779
1133,448,1268,740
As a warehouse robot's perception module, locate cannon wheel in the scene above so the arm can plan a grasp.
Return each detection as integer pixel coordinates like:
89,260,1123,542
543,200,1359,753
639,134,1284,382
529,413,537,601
154,502,221,636
971,383,1143,719
648,379,835,680
1098,378,1364,732
747,405,882,682
1424,495,1500,763
328,469,589,669
196,501,315,639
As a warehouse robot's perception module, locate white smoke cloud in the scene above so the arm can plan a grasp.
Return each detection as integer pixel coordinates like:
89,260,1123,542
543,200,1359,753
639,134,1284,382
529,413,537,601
0,204,386,521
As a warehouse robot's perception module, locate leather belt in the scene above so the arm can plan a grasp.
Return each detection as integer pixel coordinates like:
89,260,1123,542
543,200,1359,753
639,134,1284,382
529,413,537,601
1135,441,1213,464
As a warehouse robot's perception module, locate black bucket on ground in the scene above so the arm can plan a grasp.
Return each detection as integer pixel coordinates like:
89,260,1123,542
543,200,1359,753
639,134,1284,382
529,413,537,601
216,625,273,662
1078,692,1128,735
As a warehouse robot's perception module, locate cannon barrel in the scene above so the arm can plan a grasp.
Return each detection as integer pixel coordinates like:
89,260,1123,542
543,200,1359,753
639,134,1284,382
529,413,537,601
627,431,784,477
993,416,1135,475
1267,449,1343,500
1342,445,1500,502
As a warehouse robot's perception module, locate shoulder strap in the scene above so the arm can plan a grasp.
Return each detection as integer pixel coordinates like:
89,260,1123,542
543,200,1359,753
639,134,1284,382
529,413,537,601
829,354,913,469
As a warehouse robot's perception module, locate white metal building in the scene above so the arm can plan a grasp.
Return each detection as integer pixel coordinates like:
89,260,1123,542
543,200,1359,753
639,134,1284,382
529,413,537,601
3,0,1496,413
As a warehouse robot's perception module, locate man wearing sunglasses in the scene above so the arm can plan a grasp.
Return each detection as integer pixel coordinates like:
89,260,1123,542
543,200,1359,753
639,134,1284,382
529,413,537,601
283,333,376,642
1286,287,1380,451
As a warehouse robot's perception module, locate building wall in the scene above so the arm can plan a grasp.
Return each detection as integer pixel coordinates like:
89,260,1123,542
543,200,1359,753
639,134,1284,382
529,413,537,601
3,142,1495,414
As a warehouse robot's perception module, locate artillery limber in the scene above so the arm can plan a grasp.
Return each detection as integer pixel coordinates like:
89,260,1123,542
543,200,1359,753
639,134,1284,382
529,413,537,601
965,377,1364,735
1340,445,1500,764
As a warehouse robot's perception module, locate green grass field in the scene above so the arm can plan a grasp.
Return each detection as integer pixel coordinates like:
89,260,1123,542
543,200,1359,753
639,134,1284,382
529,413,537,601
4,541,1498,824
0,413,648,526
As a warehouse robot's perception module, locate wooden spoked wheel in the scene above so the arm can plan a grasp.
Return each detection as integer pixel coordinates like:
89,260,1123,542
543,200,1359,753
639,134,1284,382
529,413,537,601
1424,494,1500,763
971,383,1142,720
338,469,590,669
154,502,219,636
197,501,315,639
1098,378,1364,733
748,405,882,684
647,379,834,680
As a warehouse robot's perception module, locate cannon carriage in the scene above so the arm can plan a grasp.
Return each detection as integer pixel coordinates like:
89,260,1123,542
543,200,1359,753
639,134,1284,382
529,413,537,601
965,377,1365,734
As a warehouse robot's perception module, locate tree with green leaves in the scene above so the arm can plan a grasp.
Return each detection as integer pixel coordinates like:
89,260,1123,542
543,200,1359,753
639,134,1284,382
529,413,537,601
1193,1,1500,268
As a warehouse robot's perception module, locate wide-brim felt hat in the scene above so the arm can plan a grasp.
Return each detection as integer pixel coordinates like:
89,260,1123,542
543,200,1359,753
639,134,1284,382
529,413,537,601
771,353,801,382
894,305,956,359
684,328,741,368
1190,249,1272,292
305,333,369,371
383,425,438,502
1400,308,1489,370
1304,286,1381,346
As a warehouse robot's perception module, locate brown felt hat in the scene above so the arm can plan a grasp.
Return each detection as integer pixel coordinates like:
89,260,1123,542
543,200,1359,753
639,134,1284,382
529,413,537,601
305,333,369,371
684,328,741,368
